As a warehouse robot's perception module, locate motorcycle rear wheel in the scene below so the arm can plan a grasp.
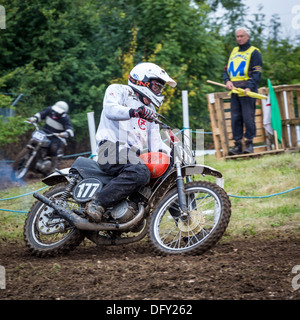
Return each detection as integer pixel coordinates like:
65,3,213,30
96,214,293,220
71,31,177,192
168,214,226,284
24,184,85,257
148,181,231,255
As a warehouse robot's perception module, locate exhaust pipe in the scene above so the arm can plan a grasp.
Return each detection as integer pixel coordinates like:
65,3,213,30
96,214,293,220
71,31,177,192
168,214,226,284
33,192,145,232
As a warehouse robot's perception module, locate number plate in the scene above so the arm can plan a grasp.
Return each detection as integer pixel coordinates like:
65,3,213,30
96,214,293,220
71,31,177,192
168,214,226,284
73,178,103,202
32,131,46,142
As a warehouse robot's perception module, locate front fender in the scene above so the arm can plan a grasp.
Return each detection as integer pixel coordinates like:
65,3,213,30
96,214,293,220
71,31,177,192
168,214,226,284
148,164,224,207
41,167,71,186
182,164,222,178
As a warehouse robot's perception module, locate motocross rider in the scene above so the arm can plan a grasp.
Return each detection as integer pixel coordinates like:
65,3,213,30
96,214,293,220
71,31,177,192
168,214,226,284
87,62,177,222
28,101,74,172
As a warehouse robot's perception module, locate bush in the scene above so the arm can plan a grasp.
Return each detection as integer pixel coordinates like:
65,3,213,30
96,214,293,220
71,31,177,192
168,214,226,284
0,115,30,146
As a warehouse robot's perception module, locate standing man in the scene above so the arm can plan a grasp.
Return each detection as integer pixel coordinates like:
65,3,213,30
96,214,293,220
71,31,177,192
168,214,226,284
223,27,262,154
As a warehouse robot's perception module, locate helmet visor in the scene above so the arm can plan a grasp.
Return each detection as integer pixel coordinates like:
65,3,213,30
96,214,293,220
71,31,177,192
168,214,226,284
150,80,165,95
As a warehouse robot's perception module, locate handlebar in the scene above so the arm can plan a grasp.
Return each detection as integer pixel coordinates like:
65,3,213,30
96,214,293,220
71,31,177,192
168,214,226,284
24,120,66,141
153,114,171,129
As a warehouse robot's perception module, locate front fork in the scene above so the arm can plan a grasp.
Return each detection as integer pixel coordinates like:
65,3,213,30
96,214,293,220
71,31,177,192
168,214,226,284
24,144,40,169
174,147,190,220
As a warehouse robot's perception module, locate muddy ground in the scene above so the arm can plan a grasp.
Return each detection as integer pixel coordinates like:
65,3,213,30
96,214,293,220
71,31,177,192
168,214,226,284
0,230,299,301
1,159,299,303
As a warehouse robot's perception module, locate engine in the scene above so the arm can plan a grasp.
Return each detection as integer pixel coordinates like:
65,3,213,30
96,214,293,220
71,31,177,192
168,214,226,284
35,159,52,174
110,200,138,223
109,200,144,232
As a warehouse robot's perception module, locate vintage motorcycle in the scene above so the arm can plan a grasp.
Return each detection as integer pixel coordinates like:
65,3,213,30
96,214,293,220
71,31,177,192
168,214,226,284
24,117,231,257
12,121,67,180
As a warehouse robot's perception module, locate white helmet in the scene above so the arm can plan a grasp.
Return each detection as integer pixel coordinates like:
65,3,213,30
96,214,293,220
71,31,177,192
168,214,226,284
52,101,69,114
128,62,177,108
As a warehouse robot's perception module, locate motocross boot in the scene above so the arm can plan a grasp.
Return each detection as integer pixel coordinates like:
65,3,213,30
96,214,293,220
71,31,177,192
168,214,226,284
243,139,254,154
228,139,242,155
86,199,106,223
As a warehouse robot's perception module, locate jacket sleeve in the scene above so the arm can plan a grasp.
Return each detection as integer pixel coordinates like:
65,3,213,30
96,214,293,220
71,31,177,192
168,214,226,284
248,49,263,91
61,115,74,137
223,65,230,84
34,107,52,121
103,84,132,121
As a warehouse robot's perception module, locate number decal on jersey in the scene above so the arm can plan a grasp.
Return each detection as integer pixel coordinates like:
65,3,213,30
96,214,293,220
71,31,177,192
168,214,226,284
73,178,103,202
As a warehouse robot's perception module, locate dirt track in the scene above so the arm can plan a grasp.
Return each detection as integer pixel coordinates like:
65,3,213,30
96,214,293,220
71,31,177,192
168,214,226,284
1,160,300,302
0,230,299,301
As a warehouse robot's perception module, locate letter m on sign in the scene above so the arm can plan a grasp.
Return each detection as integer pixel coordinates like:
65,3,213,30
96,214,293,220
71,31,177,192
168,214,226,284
228,60,246,77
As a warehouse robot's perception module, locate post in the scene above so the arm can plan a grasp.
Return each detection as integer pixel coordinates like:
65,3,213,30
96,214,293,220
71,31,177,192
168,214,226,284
182,90,191,160
87,112,98,161
0,6,5,30
274,130,279,150
283,90,292,146
10,93,23,117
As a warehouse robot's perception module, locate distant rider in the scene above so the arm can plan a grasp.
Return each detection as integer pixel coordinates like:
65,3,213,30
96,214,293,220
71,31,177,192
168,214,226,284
28,101,74,172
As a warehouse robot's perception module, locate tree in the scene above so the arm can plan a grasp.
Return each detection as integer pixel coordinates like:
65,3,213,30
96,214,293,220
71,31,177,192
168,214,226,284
1,0,299,154
110,0,226,132
0,0,106,142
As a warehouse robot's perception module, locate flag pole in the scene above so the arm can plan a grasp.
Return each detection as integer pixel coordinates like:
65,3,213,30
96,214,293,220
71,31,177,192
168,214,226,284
274,130,279,150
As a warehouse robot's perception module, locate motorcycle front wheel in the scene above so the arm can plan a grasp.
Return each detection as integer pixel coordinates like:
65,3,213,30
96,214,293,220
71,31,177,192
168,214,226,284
12,147,31,180
148,181,231,255
24,183,85,257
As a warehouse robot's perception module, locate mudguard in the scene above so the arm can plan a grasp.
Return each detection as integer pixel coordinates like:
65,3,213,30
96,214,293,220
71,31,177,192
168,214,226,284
42,168,71,186
148,164,224,206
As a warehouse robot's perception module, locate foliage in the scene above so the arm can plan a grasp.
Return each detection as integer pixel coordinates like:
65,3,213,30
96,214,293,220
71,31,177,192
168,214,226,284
0,0,299,150
261,39,300,86
0,94,13,109
0,115,30,146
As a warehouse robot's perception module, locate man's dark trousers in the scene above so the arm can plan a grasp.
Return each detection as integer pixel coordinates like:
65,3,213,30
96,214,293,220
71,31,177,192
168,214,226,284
230,93,256,141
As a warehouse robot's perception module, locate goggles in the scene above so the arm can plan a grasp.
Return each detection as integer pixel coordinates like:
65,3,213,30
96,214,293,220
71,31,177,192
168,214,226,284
128,75,165,95
51,111,63,120
150,80,165,95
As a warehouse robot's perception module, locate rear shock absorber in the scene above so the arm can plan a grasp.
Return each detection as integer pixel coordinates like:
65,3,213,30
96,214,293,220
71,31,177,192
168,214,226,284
59,176,78,202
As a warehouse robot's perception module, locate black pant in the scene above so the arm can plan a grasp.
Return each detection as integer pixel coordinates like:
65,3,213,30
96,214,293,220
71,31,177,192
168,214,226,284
48,136,64,157
94,141,150,208
231,94,256,141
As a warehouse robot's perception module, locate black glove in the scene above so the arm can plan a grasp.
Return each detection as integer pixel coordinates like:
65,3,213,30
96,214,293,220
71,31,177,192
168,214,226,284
129,106,155,122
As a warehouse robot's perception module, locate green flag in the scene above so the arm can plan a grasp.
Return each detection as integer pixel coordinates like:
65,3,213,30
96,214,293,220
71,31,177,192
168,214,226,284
267,79,282,143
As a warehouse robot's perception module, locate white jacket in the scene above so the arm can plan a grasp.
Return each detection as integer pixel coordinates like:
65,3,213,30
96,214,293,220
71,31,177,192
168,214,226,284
95,84,171,155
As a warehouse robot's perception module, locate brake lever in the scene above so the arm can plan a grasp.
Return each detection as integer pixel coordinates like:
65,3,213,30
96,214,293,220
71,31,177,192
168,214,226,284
153,116,170,129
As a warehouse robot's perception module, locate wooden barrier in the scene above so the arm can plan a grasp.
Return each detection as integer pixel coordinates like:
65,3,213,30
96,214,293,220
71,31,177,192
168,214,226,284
207,84,300,160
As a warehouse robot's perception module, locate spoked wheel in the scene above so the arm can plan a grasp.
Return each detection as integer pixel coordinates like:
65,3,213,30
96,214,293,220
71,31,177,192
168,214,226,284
12,147,31,180
148,181,231,255
24,183,85,257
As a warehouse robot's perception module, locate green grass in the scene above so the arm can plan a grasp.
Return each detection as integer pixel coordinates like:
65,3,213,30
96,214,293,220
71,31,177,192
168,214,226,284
0,152,299,242
0,181,47,241
202,152,300,237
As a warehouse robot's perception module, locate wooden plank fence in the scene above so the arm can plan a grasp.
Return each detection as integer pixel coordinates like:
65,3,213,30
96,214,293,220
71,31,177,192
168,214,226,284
207,84,300,160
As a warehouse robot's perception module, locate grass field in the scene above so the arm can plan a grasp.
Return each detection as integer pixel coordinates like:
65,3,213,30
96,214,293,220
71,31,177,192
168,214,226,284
0,152,299,241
